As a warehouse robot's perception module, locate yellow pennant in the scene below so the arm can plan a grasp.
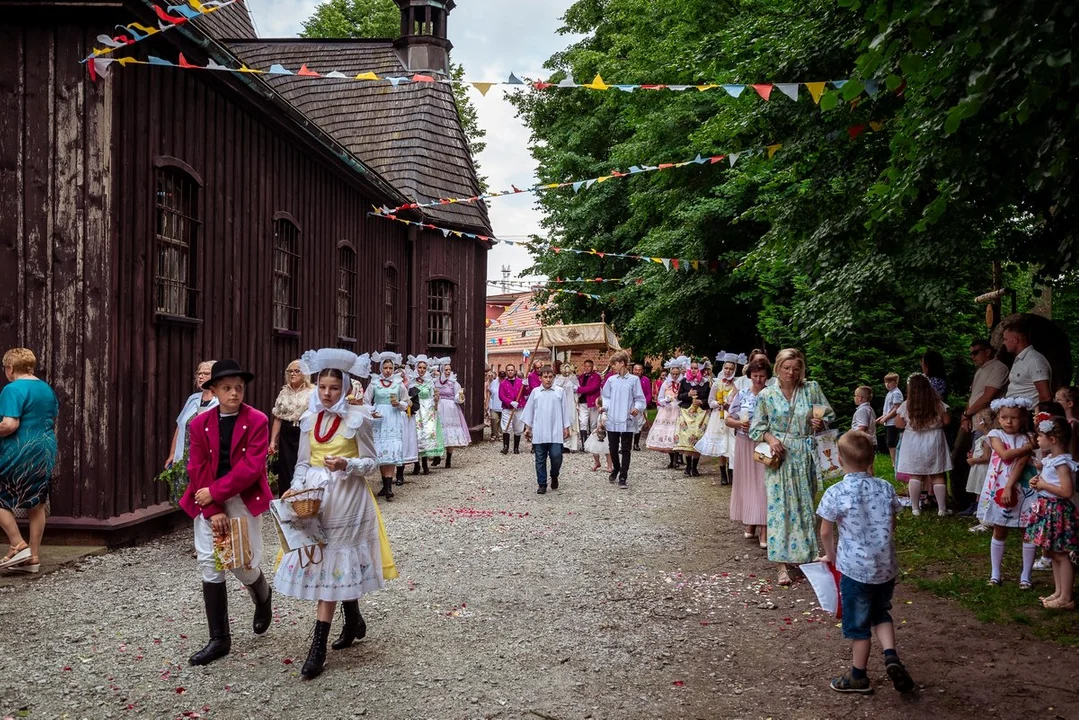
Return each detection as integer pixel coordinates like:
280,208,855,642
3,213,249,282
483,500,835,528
767,143,783,158
696,84,717,92
596,176,611,183
804,82,826,105
471,82,494,96
869,121,885,132
651,257,663,264
691,260,699,271
355,71,379,81
237,65,264,74
584,74,609,91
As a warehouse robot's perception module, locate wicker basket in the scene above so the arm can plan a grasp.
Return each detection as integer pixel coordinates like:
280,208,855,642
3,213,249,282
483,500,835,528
287,487,324,519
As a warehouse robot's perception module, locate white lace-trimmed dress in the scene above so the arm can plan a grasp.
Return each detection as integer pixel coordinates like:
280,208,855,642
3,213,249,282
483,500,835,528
363,376,409,467
274,407,393,602
696,377,737,461
646,379,681,452
895,401,953,476
435,376,472,448
553,374,581,451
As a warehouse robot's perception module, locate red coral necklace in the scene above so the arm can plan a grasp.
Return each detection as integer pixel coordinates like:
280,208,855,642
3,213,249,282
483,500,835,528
314,411,342,443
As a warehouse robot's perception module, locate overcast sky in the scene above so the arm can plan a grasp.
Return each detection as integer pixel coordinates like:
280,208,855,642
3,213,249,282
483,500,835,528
245,0,580,290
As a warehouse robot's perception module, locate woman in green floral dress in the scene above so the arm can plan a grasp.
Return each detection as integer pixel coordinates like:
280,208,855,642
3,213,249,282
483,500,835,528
749,348,835,586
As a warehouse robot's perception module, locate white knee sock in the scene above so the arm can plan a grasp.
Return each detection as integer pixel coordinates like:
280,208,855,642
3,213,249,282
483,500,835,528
990,538,1005,581
908,479,923,514
1021,542,1036,584
933,484,948,515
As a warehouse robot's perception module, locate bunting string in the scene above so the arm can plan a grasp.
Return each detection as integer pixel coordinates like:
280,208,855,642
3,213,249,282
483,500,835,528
82,0,244,63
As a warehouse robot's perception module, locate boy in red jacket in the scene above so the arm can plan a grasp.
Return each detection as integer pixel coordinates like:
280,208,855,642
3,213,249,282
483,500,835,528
181,359,274,666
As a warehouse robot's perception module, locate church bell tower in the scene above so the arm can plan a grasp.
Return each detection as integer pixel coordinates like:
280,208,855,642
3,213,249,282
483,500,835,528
393,0,456,75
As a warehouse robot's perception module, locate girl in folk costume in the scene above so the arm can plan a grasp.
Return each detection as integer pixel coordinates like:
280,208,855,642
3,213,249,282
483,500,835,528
180,360,274,667
396,362,420,484
276,349,398,680
696,352,745,485
553,362,581,452
676,358,711,477
408,356,445,475
433,359,471,467
646,358,686,467
363,353,409,502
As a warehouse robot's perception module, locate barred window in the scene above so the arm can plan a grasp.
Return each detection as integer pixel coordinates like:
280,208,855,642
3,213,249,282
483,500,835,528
154,167,200,317
272,217,300,332
337,245,357,342
427,279,455,348
385,264,399,347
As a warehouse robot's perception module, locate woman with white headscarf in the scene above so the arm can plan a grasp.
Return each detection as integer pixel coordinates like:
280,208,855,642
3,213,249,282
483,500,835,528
433,358,471,467
646,357,687,467
408,355,444,475
363,352,408,502
276,348,397,681
696,352,745,485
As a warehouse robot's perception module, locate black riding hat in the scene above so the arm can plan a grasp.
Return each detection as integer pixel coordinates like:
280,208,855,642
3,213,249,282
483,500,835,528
202,359,255,390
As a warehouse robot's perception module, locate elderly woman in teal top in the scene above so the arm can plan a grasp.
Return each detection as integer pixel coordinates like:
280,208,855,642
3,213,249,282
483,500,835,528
749,348,834,587
0,348,59,574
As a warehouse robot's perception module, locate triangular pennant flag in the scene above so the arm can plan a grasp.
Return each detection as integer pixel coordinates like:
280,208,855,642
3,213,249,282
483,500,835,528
710,155,726,164
596,176,612,183
596,252,606,258
662,259,671,270
557,75,576,87
640,84,666,90
94,34,126,49
767,144,783,158
205,58,227,70
411,73,435,82
864,79,880,97
572,181,585,193
668,85,690,92
268,63,292,75
584,74,609,91
869,121,885,132
585,179,598,189
441,229,450,238
671,259,680,271
471,82,494,96
355,71,379,80
831,80,848,89
387,77,408,87
507,73,524,85
805,81,826,104
848,124,867,139
693,154,708,165
147,56,175,66
178,53,200,69
722,84,745,98
237,65,263,74
752,83,773,101
88,57,115,81
728,152,742,167
775,83,799,101
696,84,717,91
613,85,637,92
326,70,347,79
658,163,675,170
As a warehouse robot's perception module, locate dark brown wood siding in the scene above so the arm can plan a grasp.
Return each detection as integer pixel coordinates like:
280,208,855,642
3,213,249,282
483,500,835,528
1,15,487,525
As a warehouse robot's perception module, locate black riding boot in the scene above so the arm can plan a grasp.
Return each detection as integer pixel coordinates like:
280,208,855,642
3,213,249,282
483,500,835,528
501,433,510,455
300,620,331,680
667,452,677,469
675,453,684,467
513,435,521,454
377,477,393,501
580,430,589,449
395,464,404,486
189,581,231,666
331,600,367,650
421,457,430,475
245,570,273,635
691,457,701,477
445,451,453,469
432,455,442,467
684,457,693,476
411,462,420,476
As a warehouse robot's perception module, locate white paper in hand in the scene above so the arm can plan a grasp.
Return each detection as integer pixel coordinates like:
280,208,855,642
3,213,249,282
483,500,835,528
801,561,842,617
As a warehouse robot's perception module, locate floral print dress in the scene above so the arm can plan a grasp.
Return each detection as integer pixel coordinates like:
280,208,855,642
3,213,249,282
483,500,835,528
749,381,835,564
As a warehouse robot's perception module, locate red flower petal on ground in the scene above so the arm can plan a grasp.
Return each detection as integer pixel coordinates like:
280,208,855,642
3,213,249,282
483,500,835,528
672,680,685,687
175,687,186,694
62,666,72,672
282,658,293,665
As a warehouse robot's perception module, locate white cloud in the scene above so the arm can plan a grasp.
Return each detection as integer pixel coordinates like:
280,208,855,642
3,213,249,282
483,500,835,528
245,0,580,287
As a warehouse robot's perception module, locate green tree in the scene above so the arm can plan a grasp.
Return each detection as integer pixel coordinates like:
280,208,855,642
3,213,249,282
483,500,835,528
301,0,486,184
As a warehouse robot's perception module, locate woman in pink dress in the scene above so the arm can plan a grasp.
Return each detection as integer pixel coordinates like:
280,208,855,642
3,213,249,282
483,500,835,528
726,357,772,549
432,359,471,468
646,357,686,468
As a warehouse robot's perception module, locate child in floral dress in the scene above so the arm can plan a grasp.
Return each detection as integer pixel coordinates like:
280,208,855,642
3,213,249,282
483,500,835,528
1025,416,1078,610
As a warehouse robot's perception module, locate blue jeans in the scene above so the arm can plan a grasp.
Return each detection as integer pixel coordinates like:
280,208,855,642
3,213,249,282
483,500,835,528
840,575,895,640
534,443,563,486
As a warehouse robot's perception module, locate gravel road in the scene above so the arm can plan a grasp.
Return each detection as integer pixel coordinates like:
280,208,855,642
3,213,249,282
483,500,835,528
1,441,1076,720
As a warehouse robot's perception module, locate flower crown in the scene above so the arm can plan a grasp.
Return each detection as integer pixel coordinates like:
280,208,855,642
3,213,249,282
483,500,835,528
989,397,1035,412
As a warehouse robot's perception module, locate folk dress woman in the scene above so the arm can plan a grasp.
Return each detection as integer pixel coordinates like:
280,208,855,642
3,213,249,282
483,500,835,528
276,349,397,681
675,361,711,477
364,353,408,502
553,363,581,452
409,356,444,474
696,353,743,485
398,365,420,482
434,360,471,467
749,348,835,586
646,358,686,467
270,360,314,495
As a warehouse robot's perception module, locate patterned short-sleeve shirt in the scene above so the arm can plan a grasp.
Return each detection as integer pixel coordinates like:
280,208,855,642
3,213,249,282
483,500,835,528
816,472,901,585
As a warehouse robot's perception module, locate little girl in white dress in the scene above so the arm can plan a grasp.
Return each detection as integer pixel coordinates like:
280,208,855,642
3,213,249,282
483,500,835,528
584,399,613,473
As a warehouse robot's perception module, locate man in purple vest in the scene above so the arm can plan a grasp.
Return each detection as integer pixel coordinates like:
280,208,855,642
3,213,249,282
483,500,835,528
576,360,602,448
498,364,526,455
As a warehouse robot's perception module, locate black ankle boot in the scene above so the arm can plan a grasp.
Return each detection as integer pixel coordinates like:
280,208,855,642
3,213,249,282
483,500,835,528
411,462,420,476
513,435,521,454
331,600,366,650
245,571,273,635
667,452,677,469
684,460,693,476
421,457,430,475
675,454,684,467
633,433,641,451
301,620,331,680
189,582,231,666
691,457,701,477
501,433,510,455
383,478,394,501
395,465,404,486
580,430,589,449
445,452,452,469
431,455,442,467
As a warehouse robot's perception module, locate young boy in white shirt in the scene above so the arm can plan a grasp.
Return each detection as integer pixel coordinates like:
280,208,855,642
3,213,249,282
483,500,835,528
876,373,904,467
522,367,570,495
817,431,914,695
851,386,876,434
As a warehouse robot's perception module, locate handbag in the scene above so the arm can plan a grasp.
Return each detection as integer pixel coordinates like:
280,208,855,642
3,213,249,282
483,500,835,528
213,517,254,571
753,387,799,471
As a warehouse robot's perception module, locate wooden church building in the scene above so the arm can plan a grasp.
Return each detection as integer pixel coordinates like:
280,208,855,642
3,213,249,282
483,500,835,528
0,0,490,538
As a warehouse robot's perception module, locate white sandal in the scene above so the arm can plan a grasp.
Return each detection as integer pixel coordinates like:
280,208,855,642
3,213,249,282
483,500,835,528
0,546,30,569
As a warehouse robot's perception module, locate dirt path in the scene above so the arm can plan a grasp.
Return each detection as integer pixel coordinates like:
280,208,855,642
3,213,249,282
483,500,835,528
1,441,1076,719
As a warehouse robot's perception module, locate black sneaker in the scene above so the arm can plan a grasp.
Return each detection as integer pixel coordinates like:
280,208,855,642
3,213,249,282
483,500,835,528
608,471,618,483
537,485,547,495
830,672,872,694
618,479,628,489
885,658,915,693
551,477,559,490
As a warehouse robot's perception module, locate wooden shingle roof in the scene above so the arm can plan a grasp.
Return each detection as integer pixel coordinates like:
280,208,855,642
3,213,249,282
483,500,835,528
226,40,490,234
192,2,258,40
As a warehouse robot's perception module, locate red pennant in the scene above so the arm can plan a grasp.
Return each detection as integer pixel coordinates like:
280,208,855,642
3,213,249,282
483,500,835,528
658,163,675,170
848,124,866,139
596,252,605,258
412,74,435,82
178,53,199,69
532,82,553,90
297,64,320,77
636,278,644,285
552,247,561,253
710,155,726,164
751,84,773,101
671,259,680,271
478,236,489,241
153,5,187,25
87,59,98,82
641,85,666,90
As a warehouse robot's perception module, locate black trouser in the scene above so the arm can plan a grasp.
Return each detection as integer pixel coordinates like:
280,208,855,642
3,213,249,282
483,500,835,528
607,431,633,480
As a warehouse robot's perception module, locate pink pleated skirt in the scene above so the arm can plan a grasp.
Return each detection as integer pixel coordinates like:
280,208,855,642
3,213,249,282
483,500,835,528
729,434,767,526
